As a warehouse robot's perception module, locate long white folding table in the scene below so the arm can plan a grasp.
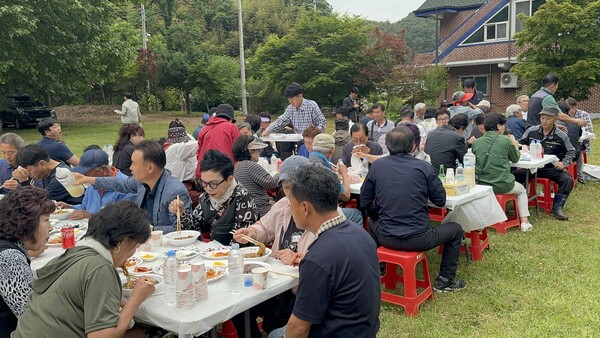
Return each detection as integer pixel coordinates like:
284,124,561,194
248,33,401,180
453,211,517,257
31,220,298,338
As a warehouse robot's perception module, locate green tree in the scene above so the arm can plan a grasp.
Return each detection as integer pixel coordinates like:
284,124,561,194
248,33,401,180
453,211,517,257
251,13,371,108
378,14,437,53
512,0,600,100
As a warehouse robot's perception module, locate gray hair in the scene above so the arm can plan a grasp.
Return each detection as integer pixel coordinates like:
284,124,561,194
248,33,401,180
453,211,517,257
517,95,529,104
0,133,26,149
385,126,414,155
413,103,426,112
506,104,522,116
237,122,252,131
312,146,332,154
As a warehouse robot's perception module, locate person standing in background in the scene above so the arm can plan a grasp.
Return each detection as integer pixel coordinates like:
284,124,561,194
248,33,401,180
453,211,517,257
114,92,142,125
342,87,362,122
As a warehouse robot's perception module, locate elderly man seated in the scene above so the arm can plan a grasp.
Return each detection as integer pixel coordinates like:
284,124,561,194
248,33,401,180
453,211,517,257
308,133,363,225
57,149,137,220
341,123,383,167
515,107,575,220
74,140,191,233
361,126,466,292
505,104,529,139
425,112,468,171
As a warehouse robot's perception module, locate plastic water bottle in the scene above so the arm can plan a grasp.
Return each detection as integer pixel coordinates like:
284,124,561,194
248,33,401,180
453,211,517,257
163,250,178,306
55,167,85,197
463,148,476,168
270,154,279,173
228,243,244,295
446,168,455,184
456,164,464,182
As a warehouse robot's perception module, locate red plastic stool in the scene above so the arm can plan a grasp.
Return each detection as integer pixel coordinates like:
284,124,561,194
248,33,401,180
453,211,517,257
490,194,521,234
428,207,447,222
465,229,490,261
566,163,577,188
377,247,433,316
217,319,238,338
528,178,554,213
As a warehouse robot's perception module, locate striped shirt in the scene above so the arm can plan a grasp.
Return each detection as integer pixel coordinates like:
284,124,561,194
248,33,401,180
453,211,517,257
268,98,326,133
233,160,278,217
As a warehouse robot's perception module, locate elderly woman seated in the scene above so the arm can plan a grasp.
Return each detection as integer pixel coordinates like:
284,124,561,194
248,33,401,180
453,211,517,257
169,149,260,245
0,187,54,337
13,200,154,338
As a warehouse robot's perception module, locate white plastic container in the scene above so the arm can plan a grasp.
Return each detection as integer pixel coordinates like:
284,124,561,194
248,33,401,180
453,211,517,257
55,167,85,197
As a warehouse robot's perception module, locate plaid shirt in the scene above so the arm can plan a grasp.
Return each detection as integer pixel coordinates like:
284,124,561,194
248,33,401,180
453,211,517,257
574,109,593,133
268,98,326,134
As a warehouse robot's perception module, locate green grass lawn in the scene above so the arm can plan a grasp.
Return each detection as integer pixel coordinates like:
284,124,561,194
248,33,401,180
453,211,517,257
8,114,600,337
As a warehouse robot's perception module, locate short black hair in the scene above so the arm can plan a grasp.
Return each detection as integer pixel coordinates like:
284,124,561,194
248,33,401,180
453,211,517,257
169,118,185,129
84,144,102,152
542,74,559,87
483,113,507,131
16,144,50,167
350,123,369,137
566,98,577,107
134,140,166,169
351,87,359,94
372,103,385,111
208,107,218,115
84,200,150,250
124,92,133,99
424,107,437,119
449,113,469,130
285,82,304,98
401,123,421,148
287,164,339,213
474,114,485,126
232,135,254,161
436,109,450,119
201,149,234,179
386,126,415,155
462,78,476,89
37,117,58,136
244,114,262,133
400,108,414,120
0,186,55,243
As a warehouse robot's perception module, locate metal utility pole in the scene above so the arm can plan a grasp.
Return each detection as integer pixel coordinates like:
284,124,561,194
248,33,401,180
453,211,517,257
141,4,150,99
237,0,248,115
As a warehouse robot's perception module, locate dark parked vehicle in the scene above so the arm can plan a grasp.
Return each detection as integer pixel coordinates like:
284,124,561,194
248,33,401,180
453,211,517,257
0,94,57,129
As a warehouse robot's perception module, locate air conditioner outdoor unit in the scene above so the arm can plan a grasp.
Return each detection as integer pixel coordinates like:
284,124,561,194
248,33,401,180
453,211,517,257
500,73,518,88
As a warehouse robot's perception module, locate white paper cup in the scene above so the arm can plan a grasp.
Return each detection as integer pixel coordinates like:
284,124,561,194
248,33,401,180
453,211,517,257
252,267,268,290
150,230,163,249
176,267,194,309
191,263,208,301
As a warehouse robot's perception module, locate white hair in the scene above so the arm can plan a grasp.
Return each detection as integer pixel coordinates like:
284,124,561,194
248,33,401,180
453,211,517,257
517,95,529,103
506,104,522,116
413,103,426,112
312,146,333,154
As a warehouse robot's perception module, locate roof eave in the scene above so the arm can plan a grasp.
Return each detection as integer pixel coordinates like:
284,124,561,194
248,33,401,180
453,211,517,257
414,5,482,18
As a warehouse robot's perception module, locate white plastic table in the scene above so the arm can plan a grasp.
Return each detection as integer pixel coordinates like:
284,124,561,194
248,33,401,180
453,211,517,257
511,154,558,213
579,132,596,143
31,224,298,338
261,134,303,143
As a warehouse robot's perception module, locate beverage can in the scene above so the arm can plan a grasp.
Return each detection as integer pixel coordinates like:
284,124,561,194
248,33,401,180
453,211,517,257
61,227,76,249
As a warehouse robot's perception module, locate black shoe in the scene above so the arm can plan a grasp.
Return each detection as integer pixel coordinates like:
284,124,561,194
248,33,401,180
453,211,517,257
578,177,585,184
552,193,569,221
433,276,466,292
379,262,387,277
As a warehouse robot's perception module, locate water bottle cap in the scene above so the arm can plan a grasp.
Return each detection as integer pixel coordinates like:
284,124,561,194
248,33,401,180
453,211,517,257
231,243,240,249
166,250,176,257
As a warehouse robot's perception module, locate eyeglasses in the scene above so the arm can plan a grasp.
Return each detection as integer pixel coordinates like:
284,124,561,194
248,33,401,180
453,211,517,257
200,178,226,189
437,117,449,122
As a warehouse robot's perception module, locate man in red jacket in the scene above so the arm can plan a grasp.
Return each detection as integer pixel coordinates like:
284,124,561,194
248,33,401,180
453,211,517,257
196,103,239,178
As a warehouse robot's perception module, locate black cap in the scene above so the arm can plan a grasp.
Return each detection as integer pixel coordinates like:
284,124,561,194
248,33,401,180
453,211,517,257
539,106,560,116
215,104,236,122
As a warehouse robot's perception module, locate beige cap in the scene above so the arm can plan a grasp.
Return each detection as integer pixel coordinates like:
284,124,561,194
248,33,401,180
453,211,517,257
312,133,335,149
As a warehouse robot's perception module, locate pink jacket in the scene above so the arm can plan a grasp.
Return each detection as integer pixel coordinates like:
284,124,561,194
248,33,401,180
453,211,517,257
250,197,316,254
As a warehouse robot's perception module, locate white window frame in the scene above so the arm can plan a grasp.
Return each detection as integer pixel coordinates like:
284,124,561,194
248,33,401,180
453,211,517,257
512,0,535,35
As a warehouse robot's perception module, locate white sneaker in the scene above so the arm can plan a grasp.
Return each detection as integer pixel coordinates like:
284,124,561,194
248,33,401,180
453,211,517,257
520,222,533,232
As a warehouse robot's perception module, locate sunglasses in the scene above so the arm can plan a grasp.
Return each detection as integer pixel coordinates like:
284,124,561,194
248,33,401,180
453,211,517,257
200,178,226,190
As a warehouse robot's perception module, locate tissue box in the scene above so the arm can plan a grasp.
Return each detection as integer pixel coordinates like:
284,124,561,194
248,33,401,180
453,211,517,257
443,182,470,196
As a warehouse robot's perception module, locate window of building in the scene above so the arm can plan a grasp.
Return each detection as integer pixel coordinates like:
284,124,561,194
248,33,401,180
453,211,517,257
462,0,544,45
460,76,489,96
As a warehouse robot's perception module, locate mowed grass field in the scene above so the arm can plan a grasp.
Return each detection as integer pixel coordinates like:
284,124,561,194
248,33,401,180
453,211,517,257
8,112,600,337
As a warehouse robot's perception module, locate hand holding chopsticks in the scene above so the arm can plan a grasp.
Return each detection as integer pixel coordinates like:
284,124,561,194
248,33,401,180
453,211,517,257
229,229,262,246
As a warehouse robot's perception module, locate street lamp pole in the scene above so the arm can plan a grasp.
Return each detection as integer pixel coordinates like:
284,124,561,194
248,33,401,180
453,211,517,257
237,0,248,115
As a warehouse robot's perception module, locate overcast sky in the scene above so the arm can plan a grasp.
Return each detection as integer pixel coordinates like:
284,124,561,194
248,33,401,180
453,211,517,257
327,0,428,23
